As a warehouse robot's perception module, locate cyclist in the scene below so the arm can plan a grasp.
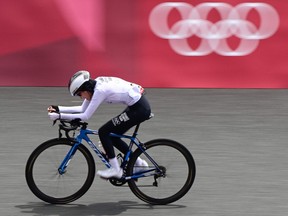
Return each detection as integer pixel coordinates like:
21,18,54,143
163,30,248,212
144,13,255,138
47,70,151,179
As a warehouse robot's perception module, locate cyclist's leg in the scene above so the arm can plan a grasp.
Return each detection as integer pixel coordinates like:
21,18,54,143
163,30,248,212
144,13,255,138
110,137,147,167
98,112,142,158
111,137,129,154
99,95,151,157
97,114,139,178
98,121,117,159
97,96,151,178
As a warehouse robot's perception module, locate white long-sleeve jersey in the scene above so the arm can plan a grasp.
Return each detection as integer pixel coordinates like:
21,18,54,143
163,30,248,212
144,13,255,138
58,77,144,121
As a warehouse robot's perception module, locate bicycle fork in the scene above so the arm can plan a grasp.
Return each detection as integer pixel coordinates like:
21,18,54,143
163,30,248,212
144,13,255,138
58,140,111,175
58,143,79,175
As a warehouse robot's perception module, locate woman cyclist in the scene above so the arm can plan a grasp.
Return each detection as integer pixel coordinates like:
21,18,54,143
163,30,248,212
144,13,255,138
47,70,151,179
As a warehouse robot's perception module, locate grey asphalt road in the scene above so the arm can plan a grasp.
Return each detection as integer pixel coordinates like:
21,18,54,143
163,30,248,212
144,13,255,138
1,87,288,216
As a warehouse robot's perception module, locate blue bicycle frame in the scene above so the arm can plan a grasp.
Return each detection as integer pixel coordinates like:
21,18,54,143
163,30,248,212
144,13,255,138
58,124,158,180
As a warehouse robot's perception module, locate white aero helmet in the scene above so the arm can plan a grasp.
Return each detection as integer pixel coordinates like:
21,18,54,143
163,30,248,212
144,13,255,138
68,70,90,96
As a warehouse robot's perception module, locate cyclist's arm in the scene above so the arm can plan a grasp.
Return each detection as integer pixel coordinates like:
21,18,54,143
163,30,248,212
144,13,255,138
59,90,105,121
58,100,89,113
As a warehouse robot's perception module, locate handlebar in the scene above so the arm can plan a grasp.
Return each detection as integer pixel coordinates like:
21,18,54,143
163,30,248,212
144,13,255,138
54,119,88,140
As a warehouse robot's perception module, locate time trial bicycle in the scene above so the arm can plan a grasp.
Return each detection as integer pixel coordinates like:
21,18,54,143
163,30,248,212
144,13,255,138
25,116,196,205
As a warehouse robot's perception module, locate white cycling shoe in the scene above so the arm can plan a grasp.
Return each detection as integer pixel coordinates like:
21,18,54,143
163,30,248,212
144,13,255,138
96,168,123,179
133,159,149,174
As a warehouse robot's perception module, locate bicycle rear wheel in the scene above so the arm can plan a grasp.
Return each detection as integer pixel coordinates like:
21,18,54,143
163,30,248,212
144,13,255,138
127,139,196,205
25,138,95,204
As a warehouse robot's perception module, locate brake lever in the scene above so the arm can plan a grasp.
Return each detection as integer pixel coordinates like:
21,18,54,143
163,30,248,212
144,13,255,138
58,125,63,139
53,119,57,126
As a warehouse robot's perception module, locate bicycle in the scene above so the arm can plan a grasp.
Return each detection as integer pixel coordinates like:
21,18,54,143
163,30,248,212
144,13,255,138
25,116,196,205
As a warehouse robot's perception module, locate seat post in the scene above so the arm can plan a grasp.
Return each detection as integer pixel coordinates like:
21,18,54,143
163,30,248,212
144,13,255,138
132,123,140,137
132,113,153,138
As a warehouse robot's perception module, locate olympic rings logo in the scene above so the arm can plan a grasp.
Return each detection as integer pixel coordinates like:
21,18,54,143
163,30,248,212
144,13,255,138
149,2,280,56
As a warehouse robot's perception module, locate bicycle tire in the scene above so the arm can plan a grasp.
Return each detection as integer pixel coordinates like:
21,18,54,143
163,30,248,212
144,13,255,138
25,138,95,204
127,139,196,205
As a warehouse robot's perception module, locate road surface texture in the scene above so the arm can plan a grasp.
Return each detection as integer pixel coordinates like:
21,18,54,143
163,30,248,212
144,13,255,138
1,87,288,216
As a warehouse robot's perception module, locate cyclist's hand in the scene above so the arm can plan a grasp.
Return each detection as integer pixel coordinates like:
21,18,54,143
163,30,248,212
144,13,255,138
48,112,60,121
47,105,59,113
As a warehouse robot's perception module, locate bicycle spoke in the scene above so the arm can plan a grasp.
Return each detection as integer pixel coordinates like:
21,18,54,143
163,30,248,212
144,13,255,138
127,139,195,205
26,139,95,204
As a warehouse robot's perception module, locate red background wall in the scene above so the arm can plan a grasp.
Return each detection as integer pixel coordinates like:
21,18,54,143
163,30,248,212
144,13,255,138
0,0,287,88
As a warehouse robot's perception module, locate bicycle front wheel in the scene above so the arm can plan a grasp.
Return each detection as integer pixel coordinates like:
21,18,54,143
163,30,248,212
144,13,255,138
127,139,196,205
25,138,95,204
